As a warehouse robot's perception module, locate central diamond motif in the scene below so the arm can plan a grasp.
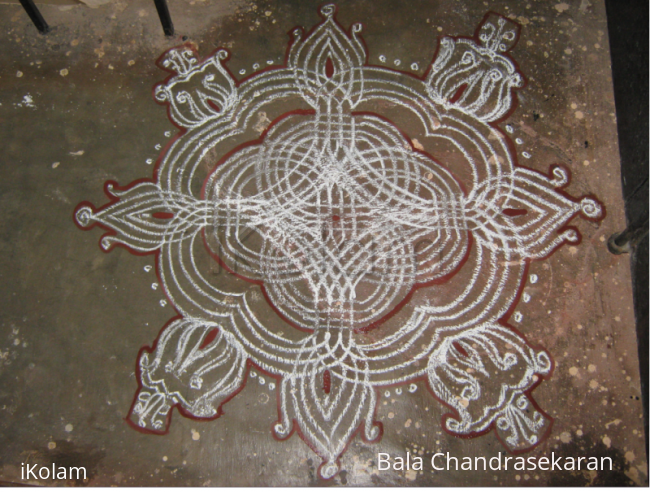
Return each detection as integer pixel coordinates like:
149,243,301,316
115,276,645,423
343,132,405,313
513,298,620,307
204,111,467,331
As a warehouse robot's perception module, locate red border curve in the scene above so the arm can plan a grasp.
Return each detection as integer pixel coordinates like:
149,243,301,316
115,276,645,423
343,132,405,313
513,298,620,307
72,5,607,481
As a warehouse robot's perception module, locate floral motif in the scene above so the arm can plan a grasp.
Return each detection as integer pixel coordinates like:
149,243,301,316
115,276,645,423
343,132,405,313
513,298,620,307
74,6,603,480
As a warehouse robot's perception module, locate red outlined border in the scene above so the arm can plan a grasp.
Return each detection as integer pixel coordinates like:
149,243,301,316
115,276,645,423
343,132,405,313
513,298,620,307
72,5,607,481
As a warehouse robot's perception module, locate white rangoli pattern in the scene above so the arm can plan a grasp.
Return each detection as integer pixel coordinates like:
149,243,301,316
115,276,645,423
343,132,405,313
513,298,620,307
75,7,604,479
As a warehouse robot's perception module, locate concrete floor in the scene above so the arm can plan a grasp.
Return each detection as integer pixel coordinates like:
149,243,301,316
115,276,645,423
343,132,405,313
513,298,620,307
0,0,646,486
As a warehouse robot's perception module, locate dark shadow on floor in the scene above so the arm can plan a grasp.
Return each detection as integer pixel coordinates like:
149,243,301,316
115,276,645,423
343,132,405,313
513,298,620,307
605,0,649,459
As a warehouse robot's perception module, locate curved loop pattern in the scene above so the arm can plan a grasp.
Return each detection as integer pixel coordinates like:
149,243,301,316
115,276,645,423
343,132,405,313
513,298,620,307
74,6,605,480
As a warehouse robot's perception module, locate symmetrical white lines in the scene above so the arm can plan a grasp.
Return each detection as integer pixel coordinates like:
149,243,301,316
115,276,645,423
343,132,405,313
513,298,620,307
74,6,604,480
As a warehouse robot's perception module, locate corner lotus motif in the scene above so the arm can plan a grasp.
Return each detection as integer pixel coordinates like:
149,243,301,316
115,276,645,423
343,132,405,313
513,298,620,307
74,6,604,480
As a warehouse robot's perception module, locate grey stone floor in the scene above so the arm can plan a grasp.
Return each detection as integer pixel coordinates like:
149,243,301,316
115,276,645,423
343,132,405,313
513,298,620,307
0,0,646,486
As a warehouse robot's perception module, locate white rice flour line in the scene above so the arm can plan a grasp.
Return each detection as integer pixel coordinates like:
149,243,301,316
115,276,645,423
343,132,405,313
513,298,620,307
74,6,603,480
